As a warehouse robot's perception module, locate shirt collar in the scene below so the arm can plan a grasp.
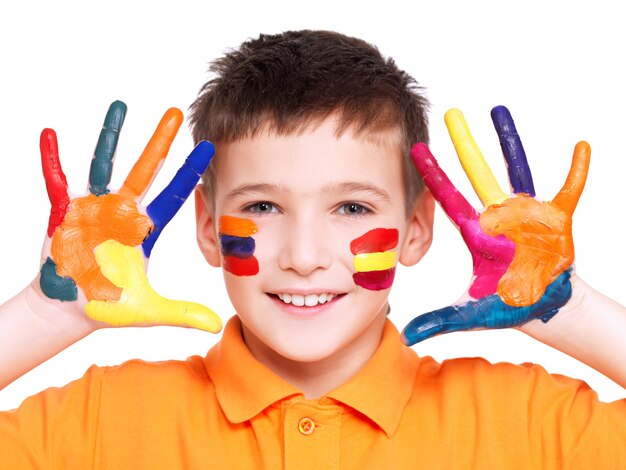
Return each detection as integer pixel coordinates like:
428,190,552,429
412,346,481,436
204,315,420,437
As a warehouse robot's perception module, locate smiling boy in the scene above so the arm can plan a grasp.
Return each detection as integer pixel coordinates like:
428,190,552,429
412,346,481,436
0,30,625,468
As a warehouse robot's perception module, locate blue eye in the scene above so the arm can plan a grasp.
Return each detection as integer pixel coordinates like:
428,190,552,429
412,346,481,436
337,202,371,216
245,201,278,215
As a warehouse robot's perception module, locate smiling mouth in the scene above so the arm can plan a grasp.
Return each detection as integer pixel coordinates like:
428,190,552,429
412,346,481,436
268,292,345,308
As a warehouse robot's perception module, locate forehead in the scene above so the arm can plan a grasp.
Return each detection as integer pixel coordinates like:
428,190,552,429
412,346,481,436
213,117,404,196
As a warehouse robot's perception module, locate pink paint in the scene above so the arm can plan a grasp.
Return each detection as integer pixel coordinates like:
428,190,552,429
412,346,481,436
353,268,396,291
411,143,515,299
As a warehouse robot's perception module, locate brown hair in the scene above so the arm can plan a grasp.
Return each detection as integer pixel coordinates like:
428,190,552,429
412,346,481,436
189,30,430,217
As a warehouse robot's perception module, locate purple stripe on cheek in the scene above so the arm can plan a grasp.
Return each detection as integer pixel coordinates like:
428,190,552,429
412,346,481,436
353,268,396,291
219,234,255,258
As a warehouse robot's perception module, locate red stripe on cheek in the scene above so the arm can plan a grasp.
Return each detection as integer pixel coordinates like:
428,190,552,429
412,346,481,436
353,268,396,291
350,228,399,255
223,255,259,276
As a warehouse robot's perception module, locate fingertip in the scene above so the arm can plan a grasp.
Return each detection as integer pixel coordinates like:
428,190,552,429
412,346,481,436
444,108,464,124
189,141,215,173
490,105,516,133
162,107,184,129
574,141,591,159
40,128,58,153
105,100,128,130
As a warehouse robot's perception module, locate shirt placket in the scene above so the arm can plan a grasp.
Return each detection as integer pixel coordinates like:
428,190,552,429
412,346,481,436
283,399,342,470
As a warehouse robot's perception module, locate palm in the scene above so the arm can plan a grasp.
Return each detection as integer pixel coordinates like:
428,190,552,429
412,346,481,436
402,106,589,346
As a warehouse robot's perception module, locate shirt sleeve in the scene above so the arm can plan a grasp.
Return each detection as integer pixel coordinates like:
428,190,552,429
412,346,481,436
521,363,626,468
0,365,104,469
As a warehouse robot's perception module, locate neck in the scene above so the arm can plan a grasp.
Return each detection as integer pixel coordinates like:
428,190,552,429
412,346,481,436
241,311,388,399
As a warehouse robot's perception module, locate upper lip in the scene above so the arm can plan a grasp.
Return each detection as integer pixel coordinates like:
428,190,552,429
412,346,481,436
266,289,346,296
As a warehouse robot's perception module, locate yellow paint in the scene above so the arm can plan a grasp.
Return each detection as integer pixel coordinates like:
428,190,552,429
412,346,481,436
86,240,222,333
444,109,508,206
353,251,397,272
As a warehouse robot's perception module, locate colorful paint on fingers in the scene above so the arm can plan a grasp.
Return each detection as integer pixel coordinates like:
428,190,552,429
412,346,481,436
219,216,259,276
351,228,398,290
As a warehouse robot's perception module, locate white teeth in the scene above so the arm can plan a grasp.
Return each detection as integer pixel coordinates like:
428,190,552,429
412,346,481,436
275,293,337,307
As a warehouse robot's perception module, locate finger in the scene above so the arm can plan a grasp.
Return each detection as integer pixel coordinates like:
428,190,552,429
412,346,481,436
142,141,214,257
490,106,536,196
444,108,508,207
401,270,572,346
120,108,183,200
89,100,127,196
87,240,222,332
40,128,70,236
410,143,478,227
552,141,591,215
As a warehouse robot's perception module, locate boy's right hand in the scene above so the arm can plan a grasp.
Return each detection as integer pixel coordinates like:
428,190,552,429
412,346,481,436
37,101,222,333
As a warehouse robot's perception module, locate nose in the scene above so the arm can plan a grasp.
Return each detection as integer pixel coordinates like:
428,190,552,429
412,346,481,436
277,213,332,276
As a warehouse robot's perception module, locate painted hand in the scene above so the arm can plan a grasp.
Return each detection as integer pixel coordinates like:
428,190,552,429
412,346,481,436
39,100,222,333
402,106,589,346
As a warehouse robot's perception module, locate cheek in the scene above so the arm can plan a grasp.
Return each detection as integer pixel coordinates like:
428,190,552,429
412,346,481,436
218,216,259,276
350,228,399,291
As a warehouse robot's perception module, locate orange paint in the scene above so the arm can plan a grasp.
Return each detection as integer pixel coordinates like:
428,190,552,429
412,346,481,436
480,194,573,306
50,193,153,301
120,108,183,199
219,216,258,237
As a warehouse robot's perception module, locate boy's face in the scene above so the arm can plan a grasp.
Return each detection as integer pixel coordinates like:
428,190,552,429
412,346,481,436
196,116,433,365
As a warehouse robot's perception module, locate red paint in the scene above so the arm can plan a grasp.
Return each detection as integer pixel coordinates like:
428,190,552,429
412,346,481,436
353,268,395,291
223,255,259,276
350,228,399,255
40,128,70,237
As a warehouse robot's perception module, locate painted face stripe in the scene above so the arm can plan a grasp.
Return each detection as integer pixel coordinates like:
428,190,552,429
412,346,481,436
219,234,255,258
219,216,258,238
354,251,396,272
350,228,399,255
353,268,395,291
223,255,259,276
89,101,127,196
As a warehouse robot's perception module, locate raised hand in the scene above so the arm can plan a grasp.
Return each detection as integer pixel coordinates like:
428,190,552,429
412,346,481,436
38,101,222,332
402,106,590,346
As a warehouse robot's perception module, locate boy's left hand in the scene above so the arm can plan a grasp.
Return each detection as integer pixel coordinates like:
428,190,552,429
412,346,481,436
402,106,590,346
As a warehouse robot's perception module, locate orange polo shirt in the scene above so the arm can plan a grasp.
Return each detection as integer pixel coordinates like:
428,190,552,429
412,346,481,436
1,315,625,469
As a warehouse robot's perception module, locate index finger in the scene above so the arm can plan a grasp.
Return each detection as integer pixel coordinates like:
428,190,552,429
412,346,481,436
445,108,508,207
119,108,183,200
411,143,478,227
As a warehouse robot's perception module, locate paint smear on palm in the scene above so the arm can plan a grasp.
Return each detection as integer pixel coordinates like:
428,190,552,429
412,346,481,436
51,193,153,301
219,216,259,276
480,194,574,306
351,228,398,290
87,239,221,332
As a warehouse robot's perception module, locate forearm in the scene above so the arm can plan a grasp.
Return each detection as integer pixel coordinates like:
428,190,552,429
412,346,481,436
520,276,626,388
0,284,97,390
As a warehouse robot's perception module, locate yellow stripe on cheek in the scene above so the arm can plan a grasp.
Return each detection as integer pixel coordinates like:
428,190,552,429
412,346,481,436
353,251,397,272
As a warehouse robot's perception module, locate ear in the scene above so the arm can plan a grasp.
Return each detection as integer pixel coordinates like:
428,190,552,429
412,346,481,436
398,189,435,267
195,185,221,267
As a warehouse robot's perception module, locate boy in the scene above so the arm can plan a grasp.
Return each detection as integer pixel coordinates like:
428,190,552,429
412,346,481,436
0,30,625,468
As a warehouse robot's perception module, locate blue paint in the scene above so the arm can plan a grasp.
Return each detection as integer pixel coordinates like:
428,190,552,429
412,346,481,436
491,105,536,197
143,141,214,257
401,269,572,346
219,234,255,258
39,257,78,301
89,101,127,196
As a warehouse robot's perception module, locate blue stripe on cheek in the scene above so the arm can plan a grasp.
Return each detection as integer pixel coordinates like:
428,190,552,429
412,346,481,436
219,234,255,258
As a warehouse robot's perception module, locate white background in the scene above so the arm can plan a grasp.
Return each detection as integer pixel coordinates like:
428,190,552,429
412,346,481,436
0,0,624,410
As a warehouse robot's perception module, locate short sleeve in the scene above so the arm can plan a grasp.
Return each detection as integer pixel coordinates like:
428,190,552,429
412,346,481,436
0,365,104,469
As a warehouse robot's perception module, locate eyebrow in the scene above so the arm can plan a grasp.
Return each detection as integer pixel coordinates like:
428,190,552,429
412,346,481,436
322,182,391,202
224,183,290,202
224,181,391,202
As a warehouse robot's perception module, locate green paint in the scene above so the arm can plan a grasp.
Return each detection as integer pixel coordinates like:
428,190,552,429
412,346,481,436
89,100,127,196
40,257,78,301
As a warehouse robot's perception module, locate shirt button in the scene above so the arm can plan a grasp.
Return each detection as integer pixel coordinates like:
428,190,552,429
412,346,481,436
298,417,315,435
